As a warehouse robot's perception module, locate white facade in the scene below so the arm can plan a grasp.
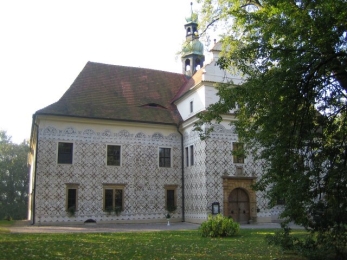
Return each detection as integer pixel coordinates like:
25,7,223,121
28,42,282,225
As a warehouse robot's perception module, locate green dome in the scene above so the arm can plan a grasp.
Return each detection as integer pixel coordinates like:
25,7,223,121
185,12,198,24
182,38,204,56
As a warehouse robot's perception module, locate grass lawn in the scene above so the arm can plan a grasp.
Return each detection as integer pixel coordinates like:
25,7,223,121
0,221,306,260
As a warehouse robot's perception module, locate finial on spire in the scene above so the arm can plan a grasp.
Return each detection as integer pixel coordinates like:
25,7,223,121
191,2,193,15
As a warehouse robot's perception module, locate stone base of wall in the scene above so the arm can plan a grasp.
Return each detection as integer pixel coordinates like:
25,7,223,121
34,218,183,226
184,217,206,224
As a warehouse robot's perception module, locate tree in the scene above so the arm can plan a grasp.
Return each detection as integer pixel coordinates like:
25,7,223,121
195,0,347,258
0,130,29,220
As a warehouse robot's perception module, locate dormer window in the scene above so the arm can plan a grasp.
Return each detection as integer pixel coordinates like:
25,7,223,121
141,103,167,109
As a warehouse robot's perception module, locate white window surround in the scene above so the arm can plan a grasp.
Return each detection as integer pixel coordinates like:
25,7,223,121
106,144,122,167
159,147,172,168
57,142,74,165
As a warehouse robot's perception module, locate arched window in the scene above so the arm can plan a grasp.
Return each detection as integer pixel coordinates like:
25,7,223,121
186,28,191,35
195,58,201,71
185,59,191,72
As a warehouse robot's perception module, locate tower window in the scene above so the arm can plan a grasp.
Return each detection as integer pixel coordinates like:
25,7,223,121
190,101,193,113
185,59,191,72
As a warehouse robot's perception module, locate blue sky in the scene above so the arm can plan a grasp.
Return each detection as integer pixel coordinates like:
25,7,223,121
0,0,215,143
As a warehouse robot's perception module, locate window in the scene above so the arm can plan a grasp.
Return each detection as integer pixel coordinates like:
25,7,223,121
232,142,244,164
58,142,73,164
277,198,285,205
107,145,121,166
190,101,193,113
185,147,189,167
190,145,194,166
159,147,171,167
103,185,125,212
66,184,79,211
164,185,177,212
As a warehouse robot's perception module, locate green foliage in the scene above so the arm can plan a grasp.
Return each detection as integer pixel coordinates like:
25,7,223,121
265,224,299,251
105,206,122,216
0,229,307,259
66,206,76,217
199,214,240,237
0,130,29,220
195,0,347,258
266,224,347,260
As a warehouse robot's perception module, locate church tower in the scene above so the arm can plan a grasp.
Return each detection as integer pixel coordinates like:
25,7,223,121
181,3,205,76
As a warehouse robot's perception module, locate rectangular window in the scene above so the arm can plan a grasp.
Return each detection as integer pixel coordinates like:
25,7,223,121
58,142,73,164
167,190,175,209
185,147,189,167
232,142,244,164
107,145,121,166
103,185,125,212
66,184,79,212
190,101,193,113
164,185,178,212
190,145,194,166
159,147,171,167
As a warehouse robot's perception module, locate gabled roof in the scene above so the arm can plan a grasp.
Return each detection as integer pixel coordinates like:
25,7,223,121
35,62,190,125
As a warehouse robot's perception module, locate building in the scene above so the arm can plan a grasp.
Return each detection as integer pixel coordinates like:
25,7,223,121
27,10,283,225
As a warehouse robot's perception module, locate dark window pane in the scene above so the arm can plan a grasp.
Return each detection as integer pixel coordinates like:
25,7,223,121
167,190,175,209
58,142,73,164
185,147,189,167
159,148,171,167
105,189,113,210
107,145,121,166
190,145,194,166
233,143,244,164
67,189,76,209
115,189,123,210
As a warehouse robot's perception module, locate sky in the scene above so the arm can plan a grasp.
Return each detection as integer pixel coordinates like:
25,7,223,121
0,0,215,144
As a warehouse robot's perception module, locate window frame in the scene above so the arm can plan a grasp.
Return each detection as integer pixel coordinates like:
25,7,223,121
107,144,122,166
103,184,125,212
164,185,178,211
58,142,73,164
190,145,194,166
65,183,79,212
159,147,171,168
189,100,194,113
185,147,189,167
232,142,244,164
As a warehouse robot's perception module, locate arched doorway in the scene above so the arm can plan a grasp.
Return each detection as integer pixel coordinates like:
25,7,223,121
228,188,250,223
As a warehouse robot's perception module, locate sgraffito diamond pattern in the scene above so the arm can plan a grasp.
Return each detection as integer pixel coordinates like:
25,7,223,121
35,123,272,224
35,126,182,224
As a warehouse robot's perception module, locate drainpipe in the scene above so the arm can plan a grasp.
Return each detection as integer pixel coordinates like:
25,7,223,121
31,117,39,225
177,125,185,222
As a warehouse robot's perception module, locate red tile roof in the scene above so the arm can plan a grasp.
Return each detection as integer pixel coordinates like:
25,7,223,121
171,67,204,102
36,62,190,125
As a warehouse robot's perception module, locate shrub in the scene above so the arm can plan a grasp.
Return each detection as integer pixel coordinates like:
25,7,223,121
199,214,240,237
265,223,347,260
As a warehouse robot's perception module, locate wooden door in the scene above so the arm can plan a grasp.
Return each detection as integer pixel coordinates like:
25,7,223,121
228,188,250,223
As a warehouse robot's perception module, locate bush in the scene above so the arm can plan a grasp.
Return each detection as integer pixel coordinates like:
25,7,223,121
265,223,347,260
199,214,240,237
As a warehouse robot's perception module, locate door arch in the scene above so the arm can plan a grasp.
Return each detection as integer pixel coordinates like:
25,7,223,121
228,188,250,223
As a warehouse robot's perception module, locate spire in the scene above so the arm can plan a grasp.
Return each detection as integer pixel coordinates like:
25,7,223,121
181,2,205,76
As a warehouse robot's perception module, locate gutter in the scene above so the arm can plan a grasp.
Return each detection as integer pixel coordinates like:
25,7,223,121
30,115,39,225
177,125,185,222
